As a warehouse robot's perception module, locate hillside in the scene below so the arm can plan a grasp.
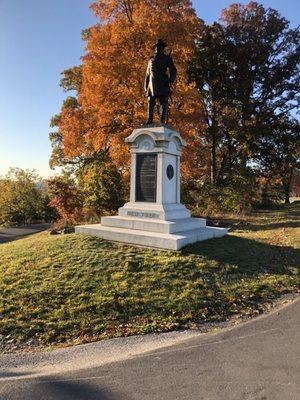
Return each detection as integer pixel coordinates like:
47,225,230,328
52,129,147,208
0,203,299,352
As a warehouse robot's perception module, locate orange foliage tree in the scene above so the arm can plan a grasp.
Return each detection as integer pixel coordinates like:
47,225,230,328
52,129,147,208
50,0,206,179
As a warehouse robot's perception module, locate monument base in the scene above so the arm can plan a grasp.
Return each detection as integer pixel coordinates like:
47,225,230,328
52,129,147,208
75,215,227,251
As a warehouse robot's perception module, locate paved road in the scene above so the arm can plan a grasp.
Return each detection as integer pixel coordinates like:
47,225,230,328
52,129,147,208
0,224,51,243
0,299,299,400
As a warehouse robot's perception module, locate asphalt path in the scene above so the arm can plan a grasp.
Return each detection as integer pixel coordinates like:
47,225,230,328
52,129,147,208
0,298,299,400
0,224,50,243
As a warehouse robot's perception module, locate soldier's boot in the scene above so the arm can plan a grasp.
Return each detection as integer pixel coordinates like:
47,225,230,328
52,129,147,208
146,97,155,125
160,98,168,124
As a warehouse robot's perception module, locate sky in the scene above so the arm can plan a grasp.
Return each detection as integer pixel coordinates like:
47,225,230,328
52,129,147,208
0,0,299,178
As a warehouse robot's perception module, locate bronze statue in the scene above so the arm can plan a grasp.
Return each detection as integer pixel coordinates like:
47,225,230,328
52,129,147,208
144,39,177,125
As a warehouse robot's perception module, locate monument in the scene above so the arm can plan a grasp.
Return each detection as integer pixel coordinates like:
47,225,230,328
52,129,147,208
75,40,227,250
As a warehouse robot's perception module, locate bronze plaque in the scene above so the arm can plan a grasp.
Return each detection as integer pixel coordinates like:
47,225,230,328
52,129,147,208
166,164,174,180
136,154,157,202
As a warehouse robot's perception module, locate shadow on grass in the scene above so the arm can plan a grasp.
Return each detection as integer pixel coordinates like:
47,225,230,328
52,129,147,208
181,235,299,278
245,220,300,232
252,205,300,218
204,202,300,233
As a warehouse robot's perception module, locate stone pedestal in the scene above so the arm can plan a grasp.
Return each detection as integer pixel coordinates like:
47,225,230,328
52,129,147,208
75,125,227,250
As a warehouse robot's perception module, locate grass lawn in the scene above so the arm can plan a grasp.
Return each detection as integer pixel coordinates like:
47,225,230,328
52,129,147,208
0,203,299,351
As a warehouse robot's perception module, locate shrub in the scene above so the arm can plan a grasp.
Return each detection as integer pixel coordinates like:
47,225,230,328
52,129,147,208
78,161,125,223
47,175,84,226
182,169,258,216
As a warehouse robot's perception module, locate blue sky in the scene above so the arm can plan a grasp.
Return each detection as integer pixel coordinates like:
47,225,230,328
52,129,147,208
0,0,299,177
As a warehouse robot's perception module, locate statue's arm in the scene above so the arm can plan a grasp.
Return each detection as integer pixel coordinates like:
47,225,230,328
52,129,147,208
168,57,177,84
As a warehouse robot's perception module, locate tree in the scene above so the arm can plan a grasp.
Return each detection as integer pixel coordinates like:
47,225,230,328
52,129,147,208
49,0,203,174
222,2,299,162
0,168,50,226
255,119,300,204
189,1,300,186
188,22,233,184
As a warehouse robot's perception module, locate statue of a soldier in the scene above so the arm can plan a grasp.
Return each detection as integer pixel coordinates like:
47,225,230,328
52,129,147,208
144,39,177,125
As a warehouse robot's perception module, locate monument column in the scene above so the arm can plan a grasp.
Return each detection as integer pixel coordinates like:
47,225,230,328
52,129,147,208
118,125,191,221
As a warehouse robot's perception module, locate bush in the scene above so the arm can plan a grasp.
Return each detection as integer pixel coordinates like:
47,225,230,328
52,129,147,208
47,175,84,226
47,160,125,226
78,161,125,223
252,176,285,209
182,170,258,216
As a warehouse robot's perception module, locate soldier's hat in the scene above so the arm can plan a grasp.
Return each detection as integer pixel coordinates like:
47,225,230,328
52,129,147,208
154,39,167,48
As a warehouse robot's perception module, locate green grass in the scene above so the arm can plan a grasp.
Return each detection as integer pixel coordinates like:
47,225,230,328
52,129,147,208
0,203,299,350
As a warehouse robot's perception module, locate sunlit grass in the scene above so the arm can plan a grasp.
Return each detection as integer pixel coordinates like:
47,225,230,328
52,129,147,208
0,203,299,349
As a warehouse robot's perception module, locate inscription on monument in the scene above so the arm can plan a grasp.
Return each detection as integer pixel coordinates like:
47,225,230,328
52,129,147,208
127,211,159,219
136,154,157,202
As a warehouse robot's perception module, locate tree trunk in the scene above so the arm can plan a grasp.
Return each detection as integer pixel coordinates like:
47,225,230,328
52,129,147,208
283,170,293,204
210,122,217,185
211,134,216,185
284,190,290,204
283,182,291,204
240,153,247,169
227,134,232,176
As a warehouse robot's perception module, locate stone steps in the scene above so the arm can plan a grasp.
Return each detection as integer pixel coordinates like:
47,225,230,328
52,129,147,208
101,216,206,234
75,224,228,251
